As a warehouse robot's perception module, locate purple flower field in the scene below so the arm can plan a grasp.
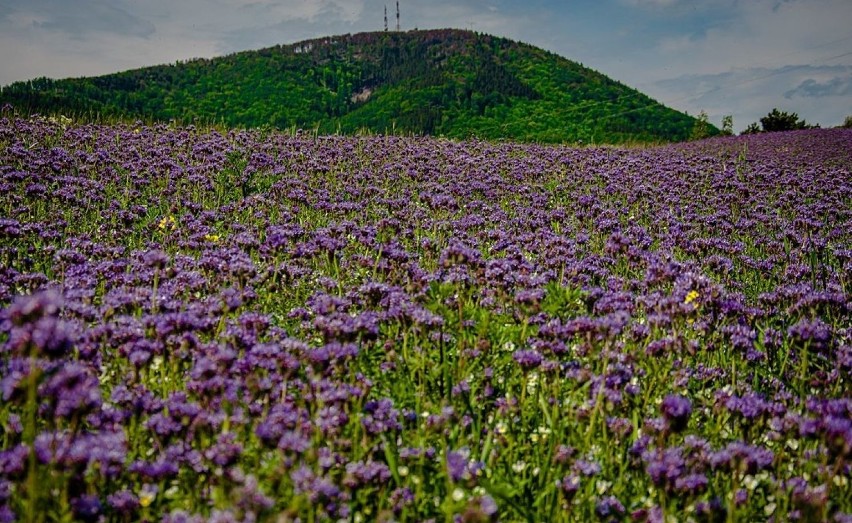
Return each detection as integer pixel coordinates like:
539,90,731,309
1,111,850,522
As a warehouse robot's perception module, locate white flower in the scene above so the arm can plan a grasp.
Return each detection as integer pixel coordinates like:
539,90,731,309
452,488,465,501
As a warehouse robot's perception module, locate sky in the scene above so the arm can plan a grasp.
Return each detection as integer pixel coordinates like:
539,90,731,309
1,0,850,132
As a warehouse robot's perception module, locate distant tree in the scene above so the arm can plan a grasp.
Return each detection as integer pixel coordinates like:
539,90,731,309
690,110,710,140
742,122,761,135
843,115,852,128
720,115,734,136
759,108,814,132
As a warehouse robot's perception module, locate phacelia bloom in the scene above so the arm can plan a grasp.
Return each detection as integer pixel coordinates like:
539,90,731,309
822,416,852,458
71,494,102,522
235,475,274,514
446,448,484,483
390,487,415,514
724,392,773,420
788,317,832,351
643,447,685,489
574,459,601,477
560,475,581,499
512,349,543,370
674,473,708,495
693,497,726,522
2,291,73,358
107,490,140,514
709,441,774,474
342,460,392,488
595,495,625,519
39,362,102,418
142,249,169,269
461,494,499,522
660,394,692,432
0,444,29,478
362,398,402,435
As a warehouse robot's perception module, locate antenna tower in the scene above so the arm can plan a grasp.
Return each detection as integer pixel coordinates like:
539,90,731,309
396,1,400,31
384,5,388,31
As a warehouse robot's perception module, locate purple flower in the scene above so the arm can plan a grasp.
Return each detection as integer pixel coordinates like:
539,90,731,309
823,416,852,458
277,430,312,453
235,474,274,513
560,474,581,499
204,432,243,467
512,349,543,370
788,317,832,351
390,487,415,514
107,490,140,514
71,494,102,522
142,249,169,269
643,447,685,489
128,457,179,481
342,460,392,488
693,497,726,523
38,362,102,418
660,394,692,432
709,441,774,474
2,291,73,358
674,473,708,495
446,449,483,483
362,398,401,435
574,459,601,477
461,495,498,522
724,392,772,420
290,465,345,506
595,495,625,519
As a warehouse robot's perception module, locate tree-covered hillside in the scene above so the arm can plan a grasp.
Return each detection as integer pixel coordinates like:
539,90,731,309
0,29,713,143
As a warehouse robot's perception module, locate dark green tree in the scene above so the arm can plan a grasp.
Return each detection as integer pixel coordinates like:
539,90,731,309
759,108,814,132
742,122,761,135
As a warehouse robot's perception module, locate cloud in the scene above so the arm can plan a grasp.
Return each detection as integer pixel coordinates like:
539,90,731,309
650,65,851,130
1,0,155,38
239,0,367,24
620,0,680,7
784,74,852,98
0,0,850,129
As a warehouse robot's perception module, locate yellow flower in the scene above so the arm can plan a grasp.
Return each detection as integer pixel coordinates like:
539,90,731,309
204,233,220,243
139,490,156,507
158,215,177,231
684,290,700,305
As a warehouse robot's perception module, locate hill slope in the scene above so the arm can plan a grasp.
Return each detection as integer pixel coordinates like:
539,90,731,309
0,29,712,143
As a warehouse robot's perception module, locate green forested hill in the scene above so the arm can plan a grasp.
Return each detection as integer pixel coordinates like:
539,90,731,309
0,29,713,143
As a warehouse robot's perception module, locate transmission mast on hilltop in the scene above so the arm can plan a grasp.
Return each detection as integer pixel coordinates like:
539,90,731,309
384,5,388,31
396,1,400,31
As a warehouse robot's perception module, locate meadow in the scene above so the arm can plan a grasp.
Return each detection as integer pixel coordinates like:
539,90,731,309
0,110,850,522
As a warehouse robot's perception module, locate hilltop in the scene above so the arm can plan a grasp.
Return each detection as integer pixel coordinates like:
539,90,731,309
0,29,712,144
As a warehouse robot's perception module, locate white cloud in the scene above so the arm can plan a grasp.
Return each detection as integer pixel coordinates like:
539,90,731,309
620,0,679,7
651,65,852,130
784,72,852,99
0,0,849,130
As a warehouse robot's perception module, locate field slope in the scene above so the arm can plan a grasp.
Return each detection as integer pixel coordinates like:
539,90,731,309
0,114,849,521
